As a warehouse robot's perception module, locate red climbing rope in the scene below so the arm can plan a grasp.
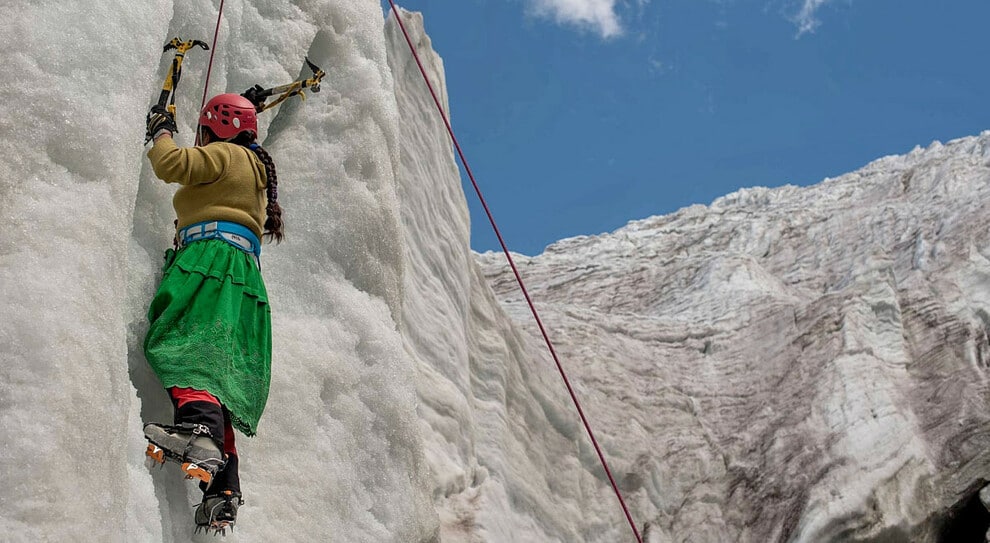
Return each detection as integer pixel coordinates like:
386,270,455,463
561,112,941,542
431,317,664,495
196,0,226,145
386,3,642,542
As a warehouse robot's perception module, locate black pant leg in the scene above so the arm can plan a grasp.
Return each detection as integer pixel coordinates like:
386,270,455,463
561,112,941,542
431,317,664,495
199,407,241,495
170,397,225,448
203,453,241,495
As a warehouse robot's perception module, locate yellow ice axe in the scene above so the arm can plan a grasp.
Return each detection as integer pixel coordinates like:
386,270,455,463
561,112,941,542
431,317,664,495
241,57,326,113
156,38,210,115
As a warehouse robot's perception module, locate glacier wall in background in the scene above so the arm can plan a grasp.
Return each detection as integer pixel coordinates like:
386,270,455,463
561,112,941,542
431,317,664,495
480,133,990,541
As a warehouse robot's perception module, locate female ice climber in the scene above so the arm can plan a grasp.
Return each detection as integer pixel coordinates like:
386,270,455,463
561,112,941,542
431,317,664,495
142,92,282,534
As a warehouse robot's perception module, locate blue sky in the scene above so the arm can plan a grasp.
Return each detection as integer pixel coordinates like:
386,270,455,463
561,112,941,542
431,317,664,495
384,1,990,255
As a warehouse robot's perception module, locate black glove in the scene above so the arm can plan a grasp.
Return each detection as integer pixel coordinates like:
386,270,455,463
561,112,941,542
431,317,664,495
241,84,268,111
146,105,177,143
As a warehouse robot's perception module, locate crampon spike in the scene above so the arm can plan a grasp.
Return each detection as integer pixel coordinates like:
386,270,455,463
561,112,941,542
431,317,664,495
181,462,213,484
194,521,232,537
145,444,165,464
214,521,232,536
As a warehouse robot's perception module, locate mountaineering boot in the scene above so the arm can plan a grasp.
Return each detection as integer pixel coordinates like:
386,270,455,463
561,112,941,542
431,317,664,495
195,490,244,535
201,452,240,495
144,422,224,485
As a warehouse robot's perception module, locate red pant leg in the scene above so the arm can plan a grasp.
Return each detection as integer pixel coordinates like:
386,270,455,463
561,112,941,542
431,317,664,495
169,387,221,408
223,413,237,456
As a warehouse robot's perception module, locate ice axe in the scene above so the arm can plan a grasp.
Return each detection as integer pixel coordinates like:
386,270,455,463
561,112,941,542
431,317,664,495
157,38,210,114
241,57,326,113
146,38,209,143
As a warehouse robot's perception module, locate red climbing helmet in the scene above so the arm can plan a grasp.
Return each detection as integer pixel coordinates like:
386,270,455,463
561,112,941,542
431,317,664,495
199,93,258,141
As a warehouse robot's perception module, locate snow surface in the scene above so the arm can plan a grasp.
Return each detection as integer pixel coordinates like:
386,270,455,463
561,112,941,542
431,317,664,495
4,1,990,542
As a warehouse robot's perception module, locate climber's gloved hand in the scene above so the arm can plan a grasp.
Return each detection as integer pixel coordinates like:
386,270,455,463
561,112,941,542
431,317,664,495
241,84,267,111
146,105,177,143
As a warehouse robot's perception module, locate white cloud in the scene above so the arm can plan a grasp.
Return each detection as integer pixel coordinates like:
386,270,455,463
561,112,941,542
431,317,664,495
521,0,836,40
527,0,627,38
792,0,833,35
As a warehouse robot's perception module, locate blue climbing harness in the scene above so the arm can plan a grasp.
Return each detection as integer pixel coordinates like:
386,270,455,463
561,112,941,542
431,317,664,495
178,220,262,268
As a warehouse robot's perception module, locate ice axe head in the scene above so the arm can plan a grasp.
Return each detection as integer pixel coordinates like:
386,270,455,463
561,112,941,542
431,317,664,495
304,57,325,93
163,38,210,54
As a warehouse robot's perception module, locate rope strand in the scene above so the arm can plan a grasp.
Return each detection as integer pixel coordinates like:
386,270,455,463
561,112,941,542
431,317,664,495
196,0,226,145
385,3,642,542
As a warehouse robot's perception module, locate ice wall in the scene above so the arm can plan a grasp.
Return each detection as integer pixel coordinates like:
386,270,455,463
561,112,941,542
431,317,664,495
0,1,165,540
2,1,441,541
129,2,444,542
0,1,626,541
386,11,630,542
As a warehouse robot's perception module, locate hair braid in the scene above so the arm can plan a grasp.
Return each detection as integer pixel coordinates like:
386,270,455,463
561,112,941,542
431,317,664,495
223,130,285,243
250,144,284,243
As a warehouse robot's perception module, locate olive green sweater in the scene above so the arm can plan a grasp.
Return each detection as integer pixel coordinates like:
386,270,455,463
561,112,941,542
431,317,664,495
148,136,268,239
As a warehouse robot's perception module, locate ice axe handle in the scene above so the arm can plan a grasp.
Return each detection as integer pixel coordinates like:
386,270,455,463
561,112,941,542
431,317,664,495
241,85,273,110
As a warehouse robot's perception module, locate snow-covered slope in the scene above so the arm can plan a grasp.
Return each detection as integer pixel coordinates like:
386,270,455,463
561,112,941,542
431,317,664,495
479,134,990,541
3,1,990,542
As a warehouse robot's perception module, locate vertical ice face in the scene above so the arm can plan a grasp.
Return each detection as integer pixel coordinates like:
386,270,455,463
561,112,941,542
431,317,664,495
1,0,440,541
387,9,633,542
15,2,628,541
0,1,167,540
130,1,438,541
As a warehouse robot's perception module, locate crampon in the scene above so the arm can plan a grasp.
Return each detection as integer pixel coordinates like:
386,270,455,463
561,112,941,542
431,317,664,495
195,490,243,536
144,443,216,484
143,422,224,485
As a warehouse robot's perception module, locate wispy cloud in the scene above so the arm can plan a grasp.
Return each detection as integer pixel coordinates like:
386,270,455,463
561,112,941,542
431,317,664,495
525,0,629,39
522,0,835,40
792,0,833,35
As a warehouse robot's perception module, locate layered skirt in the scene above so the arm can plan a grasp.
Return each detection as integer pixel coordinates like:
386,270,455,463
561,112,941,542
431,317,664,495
144,239,271,436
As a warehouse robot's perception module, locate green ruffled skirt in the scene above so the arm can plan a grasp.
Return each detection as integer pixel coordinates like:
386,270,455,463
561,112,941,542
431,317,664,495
144,239,271,436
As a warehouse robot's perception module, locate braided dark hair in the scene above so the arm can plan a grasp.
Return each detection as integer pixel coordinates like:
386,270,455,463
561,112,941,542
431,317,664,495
223,130,284,243
250,144,283,243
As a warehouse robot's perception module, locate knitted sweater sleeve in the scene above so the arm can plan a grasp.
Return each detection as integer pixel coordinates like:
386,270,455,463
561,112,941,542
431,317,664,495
147,136,231,186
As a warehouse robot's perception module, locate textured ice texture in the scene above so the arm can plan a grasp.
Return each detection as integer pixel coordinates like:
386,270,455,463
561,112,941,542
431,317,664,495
0,1,436,541
3,1,990,542
479,134,990,541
